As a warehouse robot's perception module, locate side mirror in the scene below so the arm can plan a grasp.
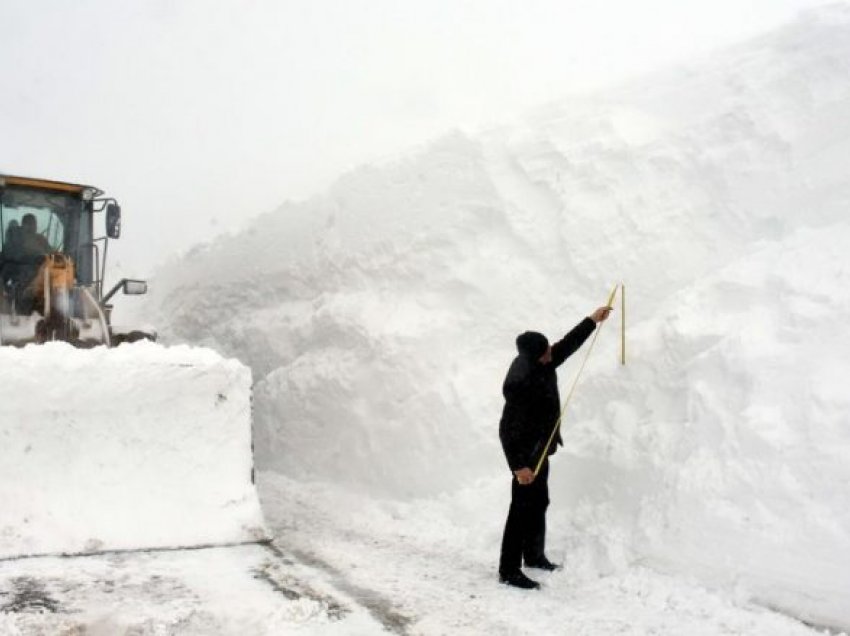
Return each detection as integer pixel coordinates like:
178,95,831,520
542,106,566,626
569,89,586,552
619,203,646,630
102,278,147,304
123,279,147,295
106,203,122,239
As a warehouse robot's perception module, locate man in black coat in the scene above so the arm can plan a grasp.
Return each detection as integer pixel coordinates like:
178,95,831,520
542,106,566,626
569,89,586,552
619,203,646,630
498,305,612,589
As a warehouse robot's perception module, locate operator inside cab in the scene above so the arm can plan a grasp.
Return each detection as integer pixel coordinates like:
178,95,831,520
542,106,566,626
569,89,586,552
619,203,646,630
19,214,50,258
1,213,52,312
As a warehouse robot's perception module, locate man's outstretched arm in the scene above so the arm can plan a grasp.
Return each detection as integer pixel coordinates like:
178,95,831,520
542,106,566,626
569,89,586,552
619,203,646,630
550,306,612,367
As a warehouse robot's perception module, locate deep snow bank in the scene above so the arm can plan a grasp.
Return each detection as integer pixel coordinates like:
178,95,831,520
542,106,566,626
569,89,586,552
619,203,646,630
555,221,850,629
145,5,850,630
0,342,265,558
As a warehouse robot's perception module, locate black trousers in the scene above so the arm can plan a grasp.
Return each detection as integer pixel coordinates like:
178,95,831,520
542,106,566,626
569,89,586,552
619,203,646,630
499,459,549,575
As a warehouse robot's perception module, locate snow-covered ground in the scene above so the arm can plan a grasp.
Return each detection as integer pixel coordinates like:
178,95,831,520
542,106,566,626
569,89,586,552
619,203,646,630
4,5,850,635
259,472,831,636
0,469,834,635
0,543,390,635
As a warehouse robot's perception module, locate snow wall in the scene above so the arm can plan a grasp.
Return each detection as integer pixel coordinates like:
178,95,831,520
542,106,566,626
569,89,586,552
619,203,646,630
144,7,850,631
0,342,266,559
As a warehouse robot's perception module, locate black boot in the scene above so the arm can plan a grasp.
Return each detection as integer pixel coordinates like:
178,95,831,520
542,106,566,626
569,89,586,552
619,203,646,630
524,556,561,571
499,570,540,590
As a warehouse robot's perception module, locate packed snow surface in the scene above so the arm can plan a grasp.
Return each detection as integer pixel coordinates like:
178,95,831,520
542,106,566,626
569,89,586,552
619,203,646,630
136,5,849,633
0,543,388,635
0,342,266,558
6,474,831,636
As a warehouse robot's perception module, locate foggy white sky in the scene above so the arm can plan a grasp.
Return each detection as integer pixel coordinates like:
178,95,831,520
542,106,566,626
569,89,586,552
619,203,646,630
0,0,833,281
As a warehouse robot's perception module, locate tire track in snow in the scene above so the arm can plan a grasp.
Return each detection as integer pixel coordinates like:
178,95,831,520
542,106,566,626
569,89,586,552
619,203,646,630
265,541,413,635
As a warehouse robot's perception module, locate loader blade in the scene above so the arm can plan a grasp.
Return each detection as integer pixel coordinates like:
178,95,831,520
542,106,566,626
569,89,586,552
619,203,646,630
0,342,267,559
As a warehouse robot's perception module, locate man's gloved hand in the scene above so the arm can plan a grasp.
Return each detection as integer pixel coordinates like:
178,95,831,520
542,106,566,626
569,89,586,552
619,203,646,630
513,467,536,485
590,306,613,323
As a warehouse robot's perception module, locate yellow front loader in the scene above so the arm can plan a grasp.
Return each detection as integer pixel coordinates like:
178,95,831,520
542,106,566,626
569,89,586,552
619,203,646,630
0,174,267,560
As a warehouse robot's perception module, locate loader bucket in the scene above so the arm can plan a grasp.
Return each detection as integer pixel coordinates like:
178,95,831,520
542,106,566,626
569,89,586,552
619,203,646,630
0,342,267,559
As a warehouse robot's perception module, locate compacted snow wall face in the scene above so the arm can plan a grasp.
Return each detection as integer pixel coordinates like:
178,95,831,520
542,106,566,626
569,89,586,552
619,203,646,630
146,8,850,630
556,222,850,630
0,342,266,559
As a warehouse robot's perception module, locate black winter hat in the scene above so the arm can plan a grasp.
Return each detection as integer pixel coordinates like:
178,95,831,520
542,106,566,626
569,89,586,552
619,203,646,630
516,331,549,359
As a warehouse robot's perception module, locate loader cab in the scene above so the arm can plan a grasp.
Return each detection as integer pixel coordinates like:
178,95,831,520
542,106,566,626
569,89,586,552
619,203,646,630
0,178,96,292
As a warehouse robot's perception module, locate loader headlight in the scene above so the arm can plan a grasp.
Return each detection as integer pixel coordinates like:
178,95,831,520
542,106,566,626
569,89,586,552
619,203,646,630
81,187,95,201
